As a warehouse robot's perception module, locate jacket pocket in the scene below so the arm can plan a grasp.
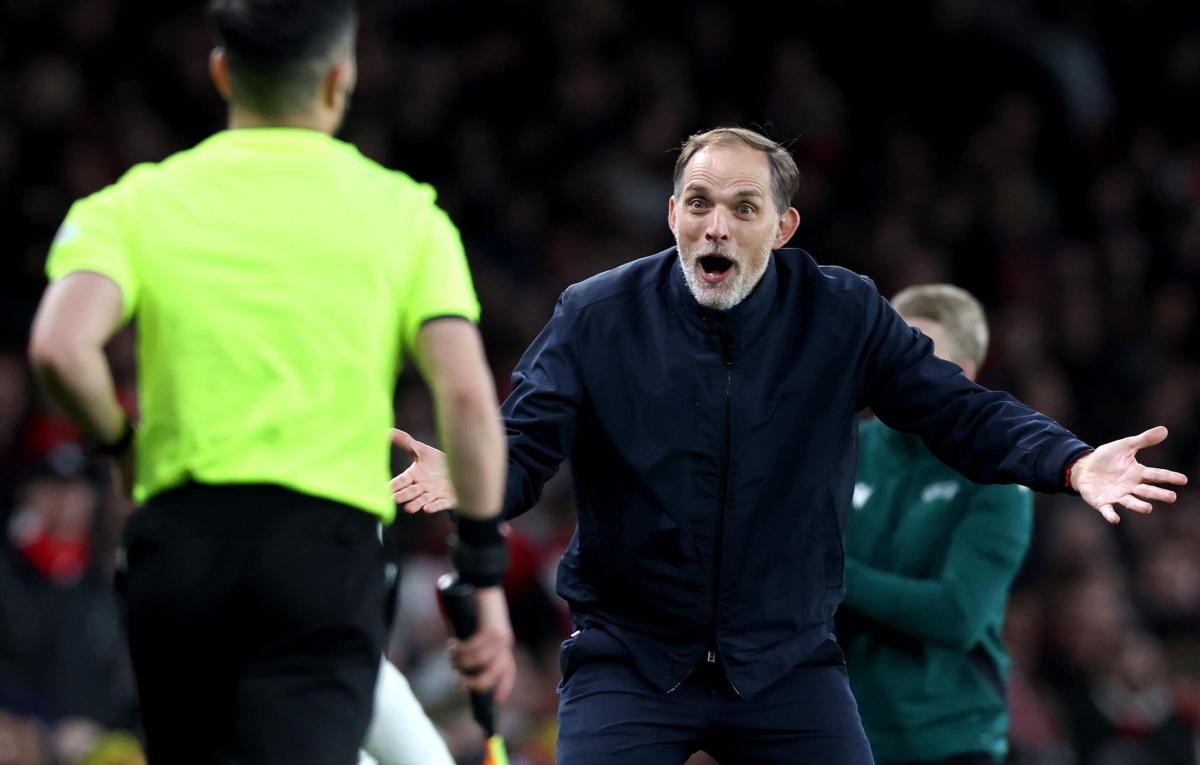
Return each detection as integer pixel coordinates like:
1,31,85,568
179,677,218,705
556,626,629,690
557,631,582,688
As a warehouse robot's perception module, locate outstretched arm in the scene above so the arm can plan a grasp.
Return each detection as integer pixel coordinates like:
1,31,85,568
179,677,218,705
496,291,588,519
392,291,589,521
858,282,1187,519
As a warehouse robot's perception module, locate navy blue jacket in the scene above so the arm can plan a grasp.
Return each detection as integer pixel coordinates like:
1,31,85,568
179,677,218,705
501,247,1089,699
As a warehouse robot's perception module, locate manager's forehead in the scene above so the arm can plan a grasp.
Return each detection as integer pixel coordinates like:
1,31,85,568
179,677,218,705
680,143,773,184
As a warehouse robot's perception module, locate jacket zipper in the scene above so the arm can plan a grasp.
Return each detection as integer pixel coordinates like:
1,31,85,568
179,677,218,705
707,334,742,697
666,669,693,694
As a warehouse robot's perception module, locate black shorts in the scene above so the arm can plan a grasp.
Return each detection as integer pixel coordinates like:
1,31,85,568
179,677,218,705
117,482,386,765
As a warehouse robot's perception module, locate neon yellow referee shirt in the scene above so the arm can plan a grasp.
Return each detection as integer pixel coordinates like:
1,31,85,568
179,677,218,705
46,128,481,521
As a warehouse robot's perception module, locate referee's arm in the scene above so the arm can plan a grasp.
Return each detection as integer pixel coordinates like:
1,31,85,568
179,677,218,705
29,271,131,453
413,317,505,521
413,316,516,701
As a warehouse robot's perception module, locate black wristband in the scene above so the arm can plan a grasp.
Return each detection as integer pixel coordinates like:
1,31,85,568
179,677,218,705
453,514,505,545
449,517,508,589
92,417,135,456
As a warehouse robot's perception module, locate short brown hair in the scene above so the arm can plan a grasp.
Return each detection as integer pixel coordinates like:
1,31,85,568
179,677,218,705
891,284,990,369
673,127,799,215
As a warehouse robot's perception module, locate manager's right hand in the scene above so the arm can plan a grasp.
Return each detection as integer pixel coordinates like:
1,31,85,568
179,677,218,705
390,428,458,513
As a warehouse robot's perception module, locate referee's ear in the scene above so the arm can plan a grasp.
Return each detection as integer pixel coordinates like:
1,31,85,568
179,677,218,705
321,59,356,113
209,48,234,103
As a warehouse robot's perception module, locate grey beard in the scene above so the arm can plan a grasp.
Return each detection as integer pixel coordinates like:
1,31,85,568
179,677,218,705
676,243,770,311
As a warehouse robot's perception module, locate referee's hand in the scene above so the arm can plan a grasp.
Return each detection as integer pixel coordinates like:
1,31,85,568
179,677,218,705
390,429,457,513
447,587,517,702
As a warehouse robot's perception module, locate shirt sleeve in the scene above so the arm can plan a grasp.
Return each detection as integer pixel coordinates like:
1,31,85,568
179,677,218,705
842,484,1034,651
401,204,481,353
855,278,1091,491
45,183,139,323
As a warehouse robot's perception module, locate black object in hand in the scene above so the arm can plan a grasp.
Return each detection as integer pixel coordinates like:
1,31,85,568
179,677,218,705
436,573,496,737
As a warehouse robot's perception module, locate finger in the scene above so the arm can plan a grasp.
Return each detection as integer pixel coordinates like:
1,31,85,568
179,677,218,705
414,493,449,514
389,471,414,491
425,498,453,513
462,673,491,693
1142,467,1189,486
1097,504,1120,524
1117,495,1153,514
447,640,481,674
450,654,483,676
454,651,494,682
494,660,516,703
1132,484,1177,503
463,659,505,693
392,484,425,504
1125,426,1169,451
404,492,438,514
463,653,515,696
454,633,501,669
390,428,418,454
393,490,429,513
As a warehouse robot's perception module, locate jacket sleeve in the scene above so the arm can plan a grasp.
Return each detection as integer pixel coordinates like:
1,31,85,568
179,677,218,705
500,291,588,519
856,281,1091,491
842,484,1033,651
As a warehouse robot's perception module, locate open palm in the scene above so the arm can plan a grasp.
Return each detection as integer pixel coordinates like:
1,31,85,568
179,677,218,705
1072,426,1188,524
390,429,457,513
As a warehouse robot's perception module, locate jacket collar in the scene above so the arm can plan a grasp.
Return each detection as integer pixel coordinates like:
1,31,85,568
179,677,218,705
668,247,781,338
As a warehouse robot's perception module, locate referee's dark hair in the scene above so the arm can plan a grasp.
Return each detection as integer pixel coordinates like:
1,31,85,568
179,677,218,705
209,0,357,119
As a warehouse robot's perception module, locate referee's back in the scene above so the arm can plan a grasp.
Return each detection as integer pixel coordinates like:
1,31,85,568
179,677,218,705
28,1,512,762
47,128,477,519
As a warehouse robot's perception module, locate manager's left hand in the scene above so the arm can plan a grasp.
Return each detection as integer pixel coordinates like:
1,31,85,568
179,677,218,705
1070,426,1188,524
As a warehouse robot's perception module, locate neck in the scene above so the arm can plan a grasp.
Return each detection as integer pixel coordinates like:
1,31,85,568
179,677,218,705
227,106,333,134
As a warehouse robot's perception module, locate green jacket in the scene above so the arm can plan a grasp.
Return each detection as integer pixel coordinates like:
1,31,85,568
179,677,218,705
840,418,1033,764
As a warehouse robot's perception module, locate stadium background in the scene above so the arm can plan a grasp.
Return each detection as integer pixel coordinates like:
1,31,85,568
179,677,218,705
1,1,1199,763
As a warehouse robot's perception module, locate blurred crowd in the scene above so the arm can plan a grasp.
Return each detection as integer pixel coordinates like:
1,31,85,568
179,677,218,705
2,1,1199,763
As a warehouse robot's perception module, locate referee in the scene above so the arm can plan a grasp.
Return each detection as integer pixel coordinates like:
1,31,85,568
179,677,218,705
27,1,513,763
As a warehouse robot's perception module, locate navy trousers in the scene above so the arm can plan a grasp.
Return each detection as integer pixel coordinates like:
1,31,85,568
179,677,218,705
556,629,875,764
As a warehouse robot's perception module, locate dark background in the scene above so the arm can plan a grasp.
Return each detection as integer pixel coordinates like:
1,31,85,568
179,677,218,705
1,1,1198,763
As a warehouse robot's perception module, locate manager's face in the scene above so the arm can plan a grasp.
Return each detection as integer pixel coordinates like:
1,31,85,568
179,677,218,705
668,143,795,311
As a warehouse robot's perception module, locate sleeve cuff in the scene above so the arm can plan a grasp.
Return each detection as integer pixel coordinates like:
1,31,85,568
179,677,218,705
1062,449,1094,495
1035,438,1094,493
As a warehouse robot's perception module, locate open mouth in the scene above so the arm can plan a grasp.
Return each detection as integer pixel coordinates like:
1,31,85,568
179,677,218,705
698,255,735,284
